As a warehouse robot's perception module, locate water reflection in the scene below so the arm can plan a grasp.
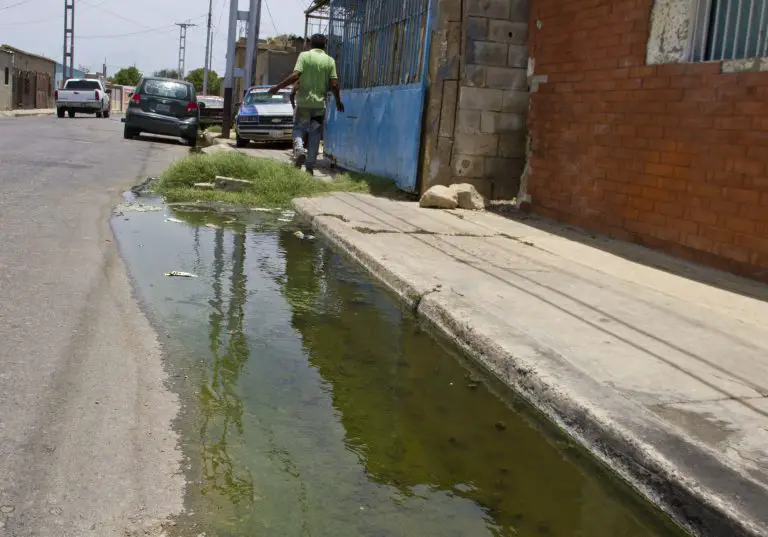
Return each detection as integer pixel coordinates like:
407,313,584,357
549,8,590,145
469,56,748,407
198,229,253,506
112,206,686,537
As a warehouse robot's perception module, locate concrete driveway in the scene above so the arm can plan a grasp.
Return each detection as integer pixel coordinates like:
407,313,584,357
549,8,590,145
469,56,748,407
0,115,189,536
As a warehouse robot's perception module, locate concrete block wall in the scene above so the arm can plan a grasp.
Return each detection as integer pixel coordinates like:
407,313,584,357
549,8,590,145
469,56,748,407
421,0,530,199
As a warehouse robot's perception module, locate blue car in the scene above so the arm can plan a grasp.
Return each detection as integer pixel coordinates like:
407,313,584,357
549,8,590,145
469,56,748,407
235,86,293,148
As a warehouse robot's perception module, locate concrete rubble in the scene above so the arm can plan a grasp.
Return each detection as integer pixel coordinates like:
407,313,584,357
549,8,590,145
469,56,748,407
213,176,252,192
420,183,486,210
294,192,768,537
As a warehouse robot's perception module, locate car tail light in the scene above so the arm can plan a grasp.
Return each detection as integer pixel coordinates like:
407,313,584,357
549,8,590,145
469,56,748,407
95,90,100,101
186,101,199,113
54,90,58,100
131,93,141,105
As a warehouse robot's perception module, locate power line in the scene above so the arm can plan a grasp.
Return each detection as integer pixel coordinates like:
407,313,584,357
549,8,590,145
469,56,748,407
264,0,279,36
0,0,35,11
0,0,107,27
79,14,206,39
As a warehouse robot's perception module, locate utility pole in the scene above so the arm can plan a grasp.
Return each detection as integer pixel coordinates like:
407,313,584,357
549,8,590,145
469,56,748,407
222,0,261,138
203,0,213,94
244,0,261,91
176,22,197,80
62,0,75,84
221,0,239,138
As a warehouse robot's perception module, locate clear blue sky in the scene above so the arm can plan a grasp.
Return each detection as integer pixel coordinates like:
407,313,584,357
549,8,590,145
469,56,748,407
0,0,311,77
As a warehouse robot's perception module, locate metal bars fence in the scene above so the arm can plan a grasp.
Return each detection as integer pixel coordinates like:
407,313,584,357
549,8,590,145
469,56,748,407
327,0,429,90
691,0,768,61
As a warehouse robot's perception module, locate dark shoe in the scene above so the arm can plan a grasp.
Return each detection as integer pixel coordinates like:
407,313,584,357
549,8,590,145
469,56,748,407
305,167,314,176
295,154,306,168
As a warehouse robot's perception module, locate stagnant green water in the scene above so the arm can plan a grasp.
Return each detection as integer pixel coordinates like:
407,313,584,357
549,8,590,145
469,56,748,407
112,196,688,537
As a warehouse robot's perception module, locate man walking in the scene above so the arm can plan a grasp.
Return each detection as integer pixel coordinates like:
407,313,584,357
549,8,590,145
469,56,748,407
269,34,344,175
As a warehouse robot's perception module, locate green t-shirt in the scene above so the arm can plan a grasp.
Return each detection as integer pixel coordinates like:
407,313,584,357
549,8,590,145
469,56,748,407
294,49,338,110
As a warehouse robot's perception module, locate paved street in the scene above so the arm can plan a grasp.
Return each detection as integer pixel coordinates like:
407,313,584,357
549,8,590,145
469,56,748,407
0,115,189,536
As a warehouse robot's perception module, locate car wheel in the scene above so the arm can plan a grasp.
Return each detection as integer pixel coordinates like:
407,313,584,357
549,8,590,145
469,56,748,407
104,109,110,118
123,125,137,139
68,110,75,118
57,108,65,118
236,136,248,148
185,136,197,148
96,110,103,118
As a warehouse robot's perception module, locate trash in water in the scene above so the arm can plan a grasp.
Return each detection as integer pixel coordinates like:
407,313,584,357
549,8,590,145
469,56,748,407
165,217,185,224
278,218,292,223
205,223,220,229
250,208,273,212
294,231,305,239
165,271,198,278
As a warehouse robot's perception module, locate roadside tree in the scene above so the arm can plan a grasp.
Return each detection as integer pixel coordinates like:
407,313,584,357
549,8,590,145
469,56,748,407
185,68,221,95
112,66,142,86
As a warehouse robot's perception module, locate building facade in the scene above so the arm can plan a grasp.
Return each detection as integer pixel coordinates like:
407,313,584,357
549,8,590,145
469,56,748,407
1,45,56,109
526,0,768,280
0,49,12,111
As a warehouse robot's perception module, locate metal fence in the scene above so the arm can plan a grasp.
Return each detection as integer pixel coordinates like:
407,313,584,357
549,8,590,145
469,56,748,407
691,0,768,61
327,0,430,90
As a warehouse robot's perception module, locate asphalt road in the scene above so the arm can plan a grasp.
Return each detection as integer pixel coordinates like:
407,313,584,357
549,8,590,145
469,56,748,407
0,115,190,536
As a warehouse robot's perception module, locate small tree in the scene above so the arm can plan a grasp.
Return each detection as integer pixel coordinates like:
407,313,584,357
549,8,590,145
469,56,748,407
112,66,142,86
153,68,180,79
185,68,221,95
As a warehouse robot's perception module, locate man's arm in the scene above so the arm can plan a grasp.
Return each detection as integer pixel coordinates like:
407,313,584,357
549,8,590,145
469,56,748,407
290,83,297,109
328,59,344,113
269,71,300,95
330,79,344,113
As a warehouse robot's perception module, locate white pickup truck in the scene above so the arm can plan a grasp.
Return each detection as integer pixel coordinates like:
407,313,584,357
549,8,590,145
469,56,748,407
55,78,111,118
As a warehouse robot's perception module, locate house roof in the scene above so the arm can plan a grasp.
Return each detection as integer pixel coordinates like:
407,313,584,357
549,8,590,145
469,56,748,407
0,45,56,65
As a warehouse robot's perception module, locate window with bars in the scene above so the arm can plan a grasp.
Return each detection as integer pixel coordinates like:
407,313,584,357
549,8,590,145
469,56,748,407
690,0,768,61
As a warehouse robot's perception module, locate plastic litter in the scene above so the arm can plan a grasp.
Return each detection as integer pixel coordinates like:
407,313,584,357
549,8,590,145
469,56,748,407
165,271,198,278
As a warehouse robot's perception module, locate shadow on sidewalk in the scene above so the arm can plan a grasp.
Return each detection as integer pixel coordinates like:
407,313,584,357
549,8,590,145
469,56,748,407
488,206,768,303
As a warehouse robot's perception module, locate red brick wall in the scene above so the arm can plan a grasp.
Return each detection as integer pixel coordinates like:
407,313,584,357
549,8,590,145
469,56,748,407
528,0,768,281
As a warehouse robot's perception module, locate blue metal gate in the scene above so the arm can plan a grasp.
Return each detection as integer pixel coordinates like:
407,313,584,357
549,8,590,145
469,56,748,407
324,0,432,192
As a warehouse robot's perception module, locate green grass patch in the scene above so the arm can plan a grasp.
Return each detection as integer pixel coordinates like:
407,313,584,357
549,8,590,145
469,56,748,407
157,151,399,207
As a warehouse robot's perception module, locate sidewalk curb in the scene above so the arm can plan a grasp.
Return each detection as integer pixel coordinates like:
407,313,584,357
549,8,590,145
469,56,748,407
0,109,55,118
293,197,768,537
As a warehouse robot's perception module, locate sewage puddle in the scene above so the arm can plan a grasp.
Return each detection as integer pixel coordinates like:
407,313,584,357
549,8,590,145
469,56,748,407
112,195,688,537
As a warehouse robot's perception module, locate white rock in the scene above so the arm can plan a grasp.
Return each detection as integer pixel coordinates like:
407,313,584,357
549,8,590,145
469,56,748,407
214,176,252,192
201,144,234,155
453,183,486,210
419,185,458,209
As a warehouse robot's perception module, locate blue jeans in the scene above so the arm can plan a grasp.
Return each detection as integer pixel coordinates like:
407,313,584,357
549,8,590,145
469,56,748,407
293,108,324,169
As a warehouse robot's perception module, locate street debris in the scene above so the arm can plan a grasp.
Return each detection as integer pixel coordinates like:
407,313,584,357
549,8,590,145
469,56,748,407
420,183,486,210
213,175,253,192
115,202,163,213
164,271,198,278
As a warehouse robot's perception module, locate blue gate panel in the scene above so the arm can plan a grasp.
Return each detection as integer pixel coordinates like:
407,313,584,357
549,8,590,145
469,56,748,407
324,0,432,193
325,84,424,191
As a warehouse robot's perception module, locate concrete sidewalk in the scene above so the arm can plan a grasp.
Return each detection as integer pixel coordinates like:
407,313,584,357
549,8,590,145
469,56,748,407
294,193,768,537
0,108,55,118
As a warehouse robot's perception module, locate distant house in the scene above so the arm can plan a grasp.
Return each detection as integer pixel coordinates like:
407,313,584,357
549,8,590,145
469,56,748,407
54,63,87,89
0,48,12,111
0,45,56,109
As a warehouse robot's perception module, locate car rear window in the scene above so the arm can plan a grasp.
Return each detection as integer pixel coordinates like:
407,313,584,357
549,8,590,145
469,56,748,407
65,80,101,90
142,79,191,100
244,91,290,105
